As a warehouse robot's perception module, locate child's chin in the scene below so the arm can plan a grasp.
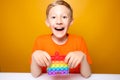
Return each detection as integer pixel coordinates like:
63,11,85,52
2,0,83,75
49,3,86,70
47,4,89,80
54,34,65,39
53,32,64,36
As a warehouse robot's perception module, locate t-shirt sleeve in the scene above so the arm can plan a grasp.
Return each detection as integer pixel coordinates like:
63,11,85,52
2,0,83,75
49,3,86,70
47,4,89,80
80,37,92,64
32,38,39,53
32,36,43,53
30,37,40,64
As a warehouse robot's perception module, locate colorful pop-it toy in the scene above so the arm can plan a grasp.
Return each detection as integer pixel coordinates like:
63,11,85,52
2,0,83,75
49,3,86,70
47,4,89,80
47,52,69,76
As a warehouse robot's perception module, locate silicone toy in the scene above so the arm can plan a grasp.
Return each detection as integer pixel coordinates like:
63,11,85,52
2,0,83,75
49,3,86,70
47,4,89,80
47,52,69,76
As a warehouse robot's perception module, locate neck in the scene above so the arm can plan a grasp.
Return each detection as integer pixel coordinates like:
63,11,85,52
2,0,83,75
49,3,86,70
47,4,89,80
52,34,68,45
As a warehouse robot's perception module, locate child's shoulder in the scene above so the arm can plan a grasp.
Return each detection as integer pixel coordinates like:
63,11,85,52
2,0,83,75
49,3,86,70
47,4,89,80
69,34,86,44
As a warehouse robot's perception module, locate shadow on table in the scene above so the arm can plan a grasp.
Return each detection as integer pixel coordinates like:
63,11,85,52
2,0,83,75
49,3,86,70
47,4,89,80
50,74,83,80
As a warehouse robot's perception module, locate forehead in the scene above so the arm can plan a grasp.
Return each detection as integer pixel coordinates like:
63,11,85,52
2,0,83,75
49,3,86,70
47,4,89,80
48,5,71,15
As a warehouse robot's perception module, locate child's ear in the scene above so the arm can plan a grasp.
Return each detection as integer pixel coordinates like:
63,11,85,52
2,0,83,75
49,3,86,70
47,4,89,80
45,19,50,27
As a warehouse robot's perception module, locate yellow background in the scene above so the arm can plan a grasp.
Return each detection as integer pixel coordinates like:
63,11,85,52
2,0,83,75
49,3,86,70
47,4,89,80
0,0,120,73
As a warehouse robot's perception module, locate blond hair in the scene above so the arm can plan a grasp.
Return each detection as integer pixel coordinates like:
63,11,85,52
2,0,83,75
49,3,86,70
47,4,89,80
46,0,73,19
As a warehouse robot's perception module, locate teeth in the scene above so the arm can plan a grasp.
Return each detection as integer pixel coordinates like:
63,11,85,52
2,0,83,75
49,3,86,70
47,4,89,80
56,28,62,29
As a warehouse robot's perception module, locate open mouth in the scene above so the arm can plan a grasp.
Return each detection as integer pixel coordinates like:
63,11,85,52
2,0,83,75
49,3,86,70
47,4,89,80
54,27,64,31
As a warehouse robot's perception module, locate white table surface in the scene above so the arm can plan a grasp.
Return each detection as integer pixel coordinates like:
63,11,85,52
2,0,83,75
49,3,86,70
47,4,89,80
0,72,120,80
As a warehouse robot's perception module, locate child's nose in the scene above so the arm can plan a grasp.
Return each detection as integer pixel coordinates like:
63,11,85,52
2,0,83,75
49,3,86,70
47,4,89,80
56,18,63,25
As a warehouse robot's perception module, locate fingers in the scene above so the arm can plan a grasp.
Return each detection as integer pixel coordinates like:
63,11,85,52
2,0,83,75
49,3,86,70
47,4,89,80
72,58,80,68
43,52,51,67
32,53,44,66
64,53,71,63
32,50,51,67
44,52,51,62
73,59,80,68
70,58,78,68
65,52,74,68
65,51,84,69
68,56,74,68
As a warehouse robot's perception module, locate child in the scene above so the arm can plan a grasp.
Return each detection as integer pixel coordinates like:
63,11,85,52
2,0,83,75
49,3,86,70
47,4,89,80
31,0,92,78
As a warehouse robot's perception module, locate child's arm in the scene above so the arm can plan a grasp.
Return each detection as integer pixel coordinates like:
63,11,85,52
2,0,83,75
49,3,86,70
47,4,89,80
81,54,91,78
31,50,51,77
31,56,42,77
65,51,91,78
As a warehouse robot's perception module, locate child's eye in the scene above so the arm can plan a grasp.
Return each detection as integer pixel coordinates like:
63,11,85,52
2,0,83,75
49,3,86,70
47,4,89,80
51,16,56,19
63,16,67,19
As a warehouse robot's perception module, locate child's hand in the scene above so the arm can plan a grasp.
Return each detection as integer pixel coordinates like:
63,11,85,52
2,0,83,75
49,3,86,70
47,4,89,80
32,50,51,67
65,51,85,68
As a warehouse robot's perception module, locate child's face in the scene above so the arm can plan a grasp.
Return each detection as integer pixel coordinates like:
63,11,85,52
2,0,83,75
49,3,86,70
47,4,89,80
46,5,73,39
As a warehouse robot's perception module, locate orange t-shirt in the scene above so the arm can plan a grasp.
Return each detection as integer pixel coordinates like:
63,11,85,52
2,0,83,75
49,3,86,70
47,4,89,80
32,34,92,73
